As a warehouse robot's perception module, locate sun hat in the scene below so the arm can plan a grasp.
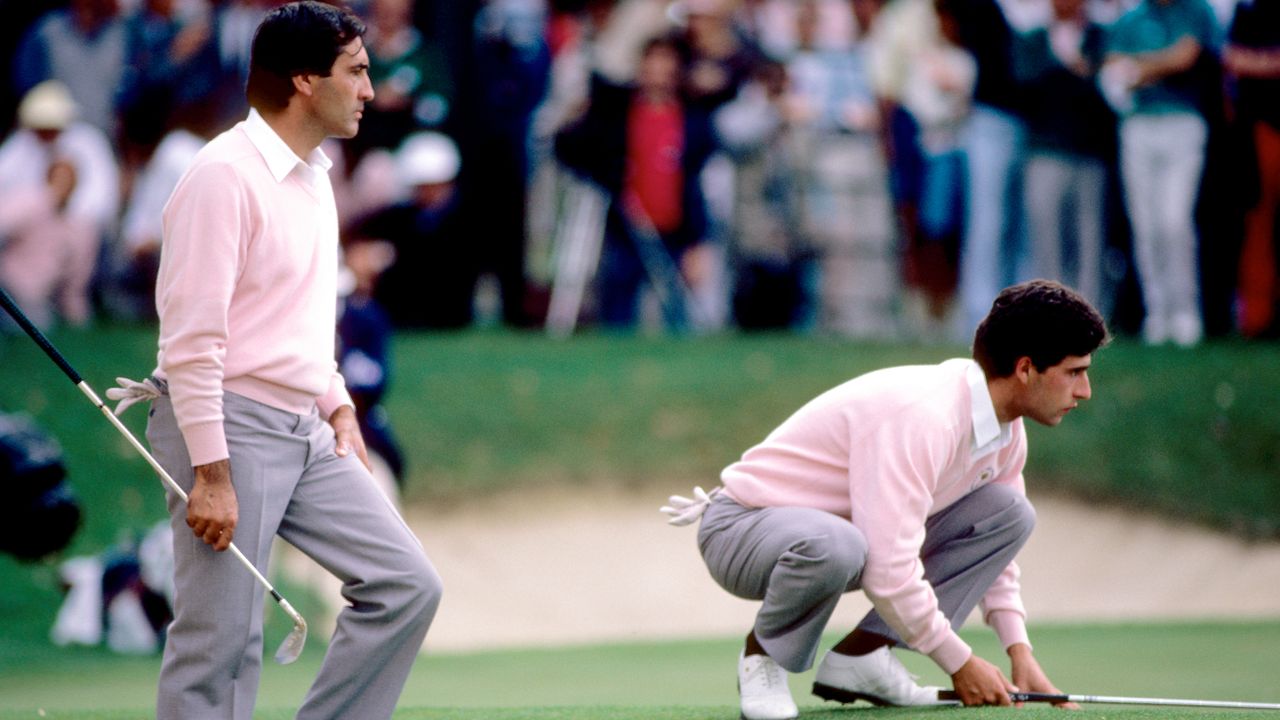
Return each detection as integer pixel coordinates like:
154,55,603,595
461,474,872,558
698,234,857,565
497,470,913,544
18,80,78,131
396,132,461,187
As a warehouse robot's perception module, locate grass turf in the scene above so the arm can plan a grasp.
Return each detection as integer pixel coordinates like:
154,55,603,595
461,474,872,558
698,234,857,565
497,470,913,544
1,327,1278,718
1,621,1278,718
4,325,1274,543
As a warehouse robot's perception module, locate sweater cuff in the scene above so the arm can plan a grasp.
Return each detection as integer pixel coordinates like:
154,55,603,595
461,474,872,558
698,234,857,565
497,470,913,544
316,373,354,421
987,609,1030,651
926,631,973,675
182,419,229,467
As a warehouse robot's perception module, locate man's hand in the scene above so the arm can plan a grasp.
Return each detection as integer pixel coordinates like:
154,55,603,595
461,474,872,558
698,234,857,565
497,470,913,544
1009,643,1079,709
330,405,371,471
189,459,237,551
950,654,1016,706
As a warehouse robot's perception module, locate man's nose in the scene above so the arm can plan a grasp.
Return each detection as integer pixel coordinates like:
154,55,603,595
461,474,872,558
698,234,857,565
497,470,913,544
1076,373,1092,400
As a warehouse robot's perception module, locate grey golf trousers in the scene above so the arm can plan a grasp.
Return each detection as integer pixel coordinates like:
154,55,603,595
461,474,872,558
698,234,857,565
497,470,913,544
147,391,442,720
697,484,1035,673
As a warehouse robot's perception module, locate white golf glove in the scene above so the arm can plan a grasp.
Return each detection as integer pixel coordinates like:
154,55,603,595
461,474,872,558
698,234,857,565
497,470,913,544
660,485,720,526
105,376,163,416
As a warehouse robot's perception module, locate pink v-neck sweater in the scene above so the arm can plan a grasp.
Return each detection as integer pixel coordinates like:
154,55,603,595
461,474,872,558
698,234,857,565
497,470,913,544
721,359,1030,674
154,111,351,467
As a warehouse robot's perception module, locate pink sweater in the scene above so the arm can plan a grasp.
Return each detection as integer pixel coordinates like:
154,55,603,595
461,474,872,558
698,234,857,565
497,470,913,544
721,359,1030,674
155,110,351,466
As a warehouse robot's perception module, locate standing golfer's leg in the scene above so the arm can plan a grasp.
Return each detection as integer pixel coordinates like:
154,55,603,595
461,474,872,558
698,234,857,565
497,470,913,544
149,393,309,720
282,408,441,720
699,494,867,720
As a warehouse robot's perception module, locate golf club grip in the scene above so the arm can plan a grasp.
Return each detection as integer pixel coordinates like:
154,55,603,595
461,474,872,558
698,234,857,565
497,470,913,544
0,286,83,383
937,690,1070,704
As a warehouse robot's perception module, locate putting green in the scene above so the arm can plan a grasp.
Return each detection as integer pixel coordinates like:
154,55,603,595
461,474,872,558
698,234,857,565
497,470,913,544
1,621,1277,719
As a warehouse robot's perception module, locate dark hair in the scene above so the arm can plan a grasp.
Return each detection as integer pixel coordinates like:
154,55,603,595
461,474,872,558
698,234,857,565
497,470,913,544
641,34,684,63
246,2,366,113
972,280,1108,378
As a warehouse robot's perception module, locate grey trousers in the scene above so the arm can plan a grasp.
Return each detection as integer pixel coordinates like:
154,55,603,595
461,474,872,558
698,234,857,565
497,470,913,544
698,484,1035,673
147,391,443,720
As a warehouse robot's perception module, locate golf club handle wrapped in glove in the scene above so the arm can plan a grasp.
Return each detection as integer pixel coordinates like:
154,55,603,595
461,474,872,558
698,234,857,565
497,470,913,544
105,377,164,416
660,486,721,526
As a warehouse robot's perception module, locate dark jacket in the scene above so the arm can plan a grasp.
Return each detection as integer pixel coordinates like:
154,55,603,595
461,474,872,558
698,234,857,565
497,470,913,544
554,74,718,252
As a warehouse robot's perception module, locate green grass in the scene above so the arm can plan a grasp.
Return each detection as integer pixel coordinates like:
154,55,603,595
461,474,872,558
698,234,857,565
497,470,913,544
0,621,1277,718
2,326,1278,543
1,327,1278,719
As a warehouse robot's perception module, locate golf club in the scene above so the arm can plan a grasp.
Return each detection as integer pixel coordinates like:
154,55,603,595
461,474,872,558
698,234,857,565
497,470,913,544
937,690,1280,710
0,287,308,664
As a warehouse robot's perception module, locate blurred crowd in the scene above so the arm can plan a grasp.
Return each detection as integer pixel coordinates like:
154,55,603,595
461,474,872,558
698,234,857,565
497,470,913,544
1,0,1278,345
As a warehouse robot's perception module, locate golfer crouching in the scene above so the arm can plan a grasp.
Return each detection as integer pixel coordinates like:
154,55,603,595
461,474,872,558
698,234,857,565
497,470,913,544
664,280,1106,719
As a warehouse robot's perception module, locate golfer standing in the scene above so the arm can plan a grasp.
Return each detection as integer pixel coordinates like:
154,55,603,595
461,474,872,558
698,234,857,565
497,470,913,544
668,280,1106,719
141,4,440,718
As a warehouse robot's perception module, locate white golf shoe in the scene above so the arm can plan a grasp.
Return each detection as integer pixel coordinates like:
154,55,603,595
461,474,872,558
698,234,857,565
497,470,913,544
737,652,798,720
812,647,947,707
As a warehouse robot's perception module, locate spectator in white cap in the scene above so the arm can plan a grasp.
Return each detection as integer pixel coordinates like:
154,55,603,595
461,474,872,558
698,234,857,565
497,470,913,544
345,131,473,328
0,80,120,329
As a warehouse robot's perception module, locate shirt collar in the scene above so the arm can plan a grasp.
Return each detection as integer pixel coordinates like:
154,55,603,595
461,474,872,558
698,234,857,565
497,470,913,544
965,360,1011,455
242,108,333,183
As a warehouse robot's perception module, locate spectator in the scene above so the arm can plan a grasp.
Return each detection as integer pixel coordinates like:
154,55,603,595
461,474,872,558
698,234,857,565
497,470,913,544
786,0,893,335
949,0,1033,338
786,0,876,136
349,131,473,328
555,36,718,330
459,0,552,327
1012,0,1115,313
865,0,967,331
715,59,810,329
0,81,120,330
1224,0,1280,338
202,0,283,130
900,0,972,266
348,0,455,162
117,0,219,167
337,238,405,498
12,0,126,138
1102,0,1221,346
673,0,760,113
115,101,222,322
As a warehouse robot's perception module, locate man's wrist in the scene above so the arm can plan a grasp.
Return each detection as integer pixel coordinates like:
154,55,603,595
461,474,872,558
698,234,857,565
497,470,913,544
194,459,232,485
1006,643,1033,661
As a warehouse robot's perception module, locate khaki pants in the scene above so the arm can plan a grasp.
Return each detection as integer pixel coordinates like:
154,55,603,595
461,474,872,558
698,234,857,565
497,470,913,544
147,391,441,720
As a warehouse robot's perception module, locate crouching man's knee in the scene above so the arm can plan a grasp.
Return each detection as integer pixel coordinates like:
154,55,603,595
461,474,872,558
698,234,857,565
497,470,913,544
789,531,868,595
973,483,1037,543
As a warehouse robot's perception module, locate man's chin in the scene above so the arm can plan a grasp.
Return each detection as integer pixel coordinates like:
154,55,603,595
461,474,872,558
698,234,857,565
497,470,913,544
1030,413,1064,428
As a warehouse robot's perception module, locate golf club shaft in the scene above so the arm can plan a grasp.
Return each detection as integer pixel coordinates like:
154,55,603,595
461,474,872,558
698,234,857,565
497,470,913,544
0,287,304,627
939,690,1280,710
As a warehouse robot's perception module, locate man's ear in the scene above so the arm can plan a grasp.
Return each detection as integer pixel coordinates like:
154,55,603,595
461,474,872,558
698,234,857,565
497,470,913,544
1013,356,1035,383
292,73,316,98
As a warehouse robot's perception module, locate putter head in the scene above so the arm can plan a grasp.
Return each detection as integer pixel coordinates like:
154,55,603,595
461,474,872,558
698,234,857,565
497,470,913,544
272,601,308,664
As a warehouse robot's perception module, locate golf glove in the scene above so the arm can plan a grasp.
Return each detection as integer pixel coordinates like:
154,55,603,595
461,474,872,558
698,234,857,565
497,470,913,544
660,486,720,526
105,377,163,416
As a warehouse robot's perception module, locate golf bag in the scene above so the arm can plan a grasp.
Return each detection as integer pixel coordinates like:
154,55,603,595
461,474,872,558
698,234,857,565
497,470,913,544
0,411,80,560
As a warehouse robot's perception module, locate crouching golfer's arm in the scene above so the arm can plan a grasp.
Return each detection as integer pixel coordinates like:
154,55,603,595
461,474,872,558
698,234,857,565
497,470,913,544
1007,643,1079,709
851,422,1037,707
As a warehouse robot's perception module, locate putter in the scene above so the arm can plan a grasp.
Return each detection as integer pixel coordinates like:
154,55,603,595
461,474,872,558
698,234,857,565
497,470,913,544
0,288,308,664
938,690,1280,710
